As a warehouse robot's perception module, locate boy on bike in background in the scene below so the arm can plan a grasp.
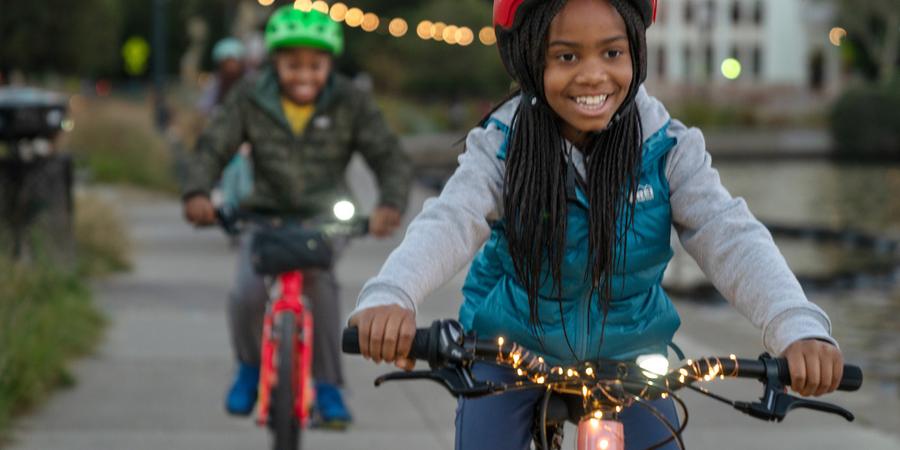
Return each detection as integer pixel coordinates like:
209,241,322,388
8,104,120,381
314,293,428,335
181,6,411,428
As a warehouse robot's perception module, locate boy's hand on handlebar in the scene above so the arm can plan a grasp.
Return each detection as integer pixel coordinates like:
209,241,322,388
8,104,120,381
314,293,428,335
183,195,216,226
782,339,844,397
348,305,416,371
369,206,402,238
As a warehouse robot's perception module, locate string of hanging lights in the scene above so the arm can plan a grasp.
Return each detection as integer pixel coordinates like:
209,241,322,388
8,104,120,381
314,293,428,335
257,0,498,47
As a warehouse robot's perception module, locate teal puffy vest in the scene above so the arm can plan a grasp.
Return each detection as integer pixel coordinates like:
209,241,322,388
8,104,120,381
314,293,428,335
459,118,680,366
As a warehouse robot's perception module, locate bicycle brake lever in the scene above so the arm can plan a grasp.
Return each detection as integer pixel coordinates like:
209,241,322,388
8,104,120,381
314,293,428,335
734,391,855,422
374,367,501,398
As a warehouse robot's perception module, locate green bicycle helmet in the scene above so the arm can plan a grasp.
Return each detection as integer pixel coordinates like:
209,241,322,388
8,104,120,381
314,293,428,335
265,5,344,56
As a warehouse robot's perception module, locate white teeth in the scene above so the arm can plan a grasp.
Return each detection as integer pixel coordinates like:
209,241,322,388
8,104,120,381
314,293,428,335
575,95,607,106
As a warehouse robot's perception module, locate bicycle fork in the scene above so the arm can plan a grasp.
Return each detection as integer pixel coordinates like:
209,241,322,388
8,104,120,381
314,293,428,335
257,271,314,428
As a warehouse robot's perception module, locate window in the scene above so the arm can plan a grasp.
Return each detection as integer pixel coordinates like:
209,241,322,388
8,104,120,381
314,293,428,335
752,46,762,78
683,45,693,80
754,0,765,25
705,44,715,79
731,0,741,24
684,0,694,24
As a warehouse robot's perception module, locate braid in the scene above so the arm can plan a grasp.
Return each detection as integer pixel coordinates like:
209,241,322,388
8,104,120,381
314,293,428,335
496,0,650,340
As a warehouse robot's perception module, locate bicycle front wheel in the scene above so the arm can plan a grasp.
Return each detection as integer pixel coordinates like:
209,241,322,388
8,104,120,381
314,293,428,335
270,311,300,450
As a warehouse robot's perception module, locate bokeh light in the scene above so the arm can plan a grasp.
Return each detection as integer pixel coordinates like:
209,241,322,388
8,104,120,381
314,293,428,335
417,20,433,39
721,58,742,80
443,25,459,44
389,18,408,37
457,27,475,46
329,3,348,22
829,27,847,47
431,22,447,41
361,13,380,32
345,7,364,27
311,1,328,14
479,26,497,46
258,0,274,5
294,0,312,12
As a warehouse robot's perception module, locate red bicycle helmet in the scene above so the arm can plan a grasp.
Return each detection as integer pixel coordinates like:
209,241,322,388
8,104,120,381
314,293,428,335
494,0,658,30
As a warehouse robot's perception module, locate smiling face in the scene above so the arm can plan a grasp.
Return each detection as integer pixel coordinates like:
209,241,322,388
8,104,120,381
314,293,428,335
273,47,333,105
543,0,633,145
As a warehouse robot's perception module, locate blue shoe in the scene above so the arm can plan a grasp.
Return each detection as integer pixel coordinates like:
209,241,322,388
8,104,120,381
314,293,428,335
315,382,352,428
225,362,259,416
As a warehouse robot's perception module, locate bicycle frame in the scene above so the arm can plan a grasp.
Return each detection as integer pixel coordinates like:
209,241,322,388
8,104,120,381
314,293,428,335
256,271,313,429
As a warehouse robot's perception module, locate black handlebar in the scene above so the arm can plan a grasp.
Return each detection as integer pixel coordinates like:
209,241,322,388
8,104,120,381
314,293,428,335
342,323,863,392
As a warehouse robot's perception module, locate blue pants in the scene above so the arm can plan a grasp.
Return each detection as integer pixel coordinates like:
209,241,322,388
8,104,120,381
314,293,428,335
455,363,680,450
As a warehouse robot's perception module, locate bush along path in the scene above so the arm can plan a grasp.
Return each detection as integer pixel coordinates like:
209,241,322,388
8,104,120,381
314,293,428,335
0,191,131,442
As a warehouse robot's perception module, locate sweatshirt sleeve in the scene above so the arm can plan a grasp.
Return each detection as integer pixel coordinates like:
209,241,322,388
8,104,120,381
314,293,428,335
181,87,247,199
665,120,837,355
351,124,507,317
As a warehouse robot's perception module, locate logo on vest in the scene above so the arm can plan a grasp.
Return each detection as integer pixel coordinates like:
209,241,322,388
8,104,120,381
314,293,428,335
631,184,655,203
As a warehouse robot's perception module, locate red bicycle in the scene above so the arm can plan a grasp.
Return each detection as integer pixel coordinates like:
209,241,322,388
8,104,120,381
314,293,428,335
219,200,366,450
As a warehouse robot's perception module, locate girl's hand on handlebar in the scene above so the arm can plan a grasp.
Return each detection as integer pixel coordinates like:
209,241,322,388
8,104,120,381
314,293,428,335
183,194,217,226
782,339,844,397
348,305,416,371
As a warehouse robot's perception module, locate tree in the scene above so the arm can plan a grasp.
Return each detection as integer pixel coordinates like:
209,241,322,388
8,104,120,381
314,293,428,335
836,0,900,85
0,0,124,76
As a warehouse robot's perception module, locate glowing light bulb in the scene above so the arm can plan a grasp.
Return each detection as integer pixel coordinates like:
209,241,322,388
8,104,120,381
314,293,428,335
457,27,474,46
479,26,496,45
829,27,847,47
293,0,312,10
443,25,459,44
721,58,742,80
537,376,545,384
311,1,328,14
345,8,364,27
431,22,447,41
329,3,348,22
593,410,603,419
585,367,594,376
389,18,408,37
417,20,433,39
361,13,379,32
497,337,505,346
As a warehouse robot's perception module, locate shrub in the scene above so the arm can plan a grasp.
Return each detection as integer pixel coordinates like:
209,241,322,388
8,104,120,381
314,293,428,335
830,82,900,159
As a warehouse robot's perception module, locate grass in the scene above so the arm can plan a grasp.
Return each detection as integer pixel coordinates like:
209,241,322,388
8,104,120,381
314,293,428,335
66,97,177,193
0,192,131,439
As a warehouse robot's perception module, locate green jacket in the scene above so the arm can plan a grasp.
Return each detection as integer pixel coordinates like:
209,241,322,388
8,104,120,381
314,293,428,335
182,68,412,217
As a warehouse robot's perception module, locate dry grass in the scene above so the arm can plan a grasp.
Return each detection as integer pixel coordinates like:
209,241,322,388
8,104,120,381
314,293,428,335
65,97,177,192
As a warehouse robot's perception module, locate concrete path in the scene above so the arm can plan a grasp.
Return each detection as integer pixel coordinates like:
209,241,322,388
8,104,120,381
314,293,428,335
7,169,899,449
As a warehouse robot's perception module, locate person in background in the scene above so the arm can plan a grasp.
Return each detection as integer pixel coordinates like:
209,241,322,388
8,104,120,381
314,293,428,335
181,7,411,428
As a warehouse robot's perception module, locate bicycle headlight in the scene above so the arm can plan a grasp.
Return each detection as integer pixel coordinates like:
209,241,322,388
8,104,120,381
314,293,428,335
636,354,669,379
333,200,356,222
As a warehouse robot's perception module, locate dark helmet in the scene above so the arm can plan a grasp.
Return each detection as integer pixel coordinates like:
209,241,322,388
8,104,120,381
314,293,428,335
493,0,658,31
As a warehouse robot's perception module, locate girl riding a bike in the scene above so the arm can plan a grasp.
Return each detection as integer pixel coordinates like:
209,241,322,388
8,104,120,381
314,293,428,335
181,6,412,427
349,0,844,448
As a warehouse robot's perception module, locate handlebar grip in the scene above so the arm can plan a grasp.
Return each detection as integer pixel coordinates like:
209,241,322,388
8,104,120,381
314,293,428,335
775,359,863,392
342,326,435,362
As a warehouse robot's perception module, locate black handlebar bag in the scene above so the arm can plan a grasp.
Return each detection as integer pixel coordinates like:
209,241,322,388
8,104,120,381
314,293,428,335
250,225,335,276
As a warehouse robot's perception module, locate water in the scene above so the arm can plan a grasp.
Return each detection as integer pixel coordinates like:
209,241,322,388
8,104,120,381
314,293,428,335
667,159,900,397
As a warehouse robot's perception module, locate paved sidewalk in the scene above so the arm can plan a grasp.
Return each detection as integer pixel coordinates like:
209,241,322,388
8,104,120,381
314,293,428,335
6,178,899,449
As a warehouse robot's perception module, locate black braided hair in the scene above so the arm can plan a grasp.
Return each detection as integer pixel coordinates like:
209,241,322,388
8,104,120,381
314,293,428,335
495,0,650,339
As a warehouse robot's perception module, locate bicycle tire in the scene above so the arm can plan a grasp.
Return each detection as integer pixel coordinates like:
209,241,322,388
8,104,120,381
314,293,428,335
270,312,300,450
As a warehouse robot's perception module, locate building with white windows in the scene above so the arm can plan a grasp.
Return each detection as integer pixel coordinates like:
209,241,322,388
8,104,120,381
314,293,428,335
645,0,843,99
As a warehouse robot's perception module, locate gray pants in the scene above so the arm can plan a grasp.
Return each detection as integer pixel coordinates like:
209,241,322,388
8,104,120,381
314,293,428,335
228,231,344,386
